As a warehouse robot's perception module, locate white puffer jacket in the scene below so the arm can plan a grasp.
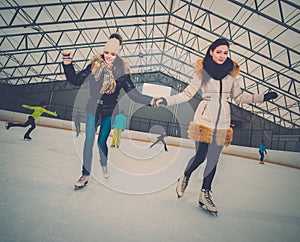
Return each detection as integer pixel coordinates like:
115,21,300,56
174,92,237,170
165,59,264,146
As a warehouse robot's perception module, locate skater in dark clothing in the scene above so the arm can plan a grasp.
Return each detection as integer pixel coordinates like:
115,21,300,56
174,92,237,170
74,111,85,137
6,101,58,140
258,140,267,164
62,33,156,188
156,38,278,214
149,131,168,151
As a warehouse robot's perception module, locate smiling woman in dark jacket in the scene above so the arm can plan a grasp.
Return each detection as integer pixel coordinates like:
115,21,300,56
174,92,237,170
62,33,154,189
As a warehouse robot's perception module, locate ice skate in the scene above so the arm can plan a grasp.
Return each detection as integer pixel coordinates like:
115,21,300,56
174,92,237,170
176,176,189,198
24,136,32,141
199,189,218,216
5,122,11,130
259,161,265,165
74,175,89,189
102,166,109,179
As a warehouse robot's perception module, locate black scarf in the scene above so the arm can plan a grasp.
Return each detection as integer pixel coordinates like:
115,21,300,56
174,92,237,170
203,55,234,80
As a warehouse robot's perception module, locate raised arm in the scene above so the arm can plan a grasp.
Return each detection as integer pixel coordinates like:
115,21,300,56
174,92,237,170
61,50,92,86
43,109,58,117
230,77,278,104
21,104,34,110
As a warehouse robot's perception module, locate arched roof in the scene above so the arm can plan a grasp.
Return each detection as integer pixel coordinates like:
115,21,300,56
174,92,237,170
0,0,299,128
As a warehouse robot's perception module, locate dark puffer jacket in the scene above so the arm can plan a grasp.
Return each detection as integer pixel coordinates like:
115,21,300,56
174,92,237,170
63,55,153,118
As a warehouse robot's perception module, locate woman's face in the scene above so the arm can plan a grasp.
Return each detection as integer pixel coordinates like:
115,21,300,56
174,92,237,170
104,51,117,64
209,45,229,64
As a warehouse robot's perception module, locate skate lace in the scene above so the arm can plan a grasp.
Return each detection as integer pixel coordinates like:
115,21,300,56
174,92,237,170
204,190,215,207
78,176,86,182
181,177,189,192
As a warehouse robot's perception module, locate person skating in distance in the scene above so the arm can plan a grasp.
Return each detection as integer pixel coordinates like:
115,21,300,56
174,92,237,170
258,140,267,164
156,38,278,215
6,101,58,140
149,131,168,151
111,110,127,148
62,33,157,189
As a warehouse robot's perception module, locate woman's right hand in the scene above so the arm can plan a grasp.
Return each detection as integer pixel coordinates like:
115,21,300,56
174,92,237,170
61,50,73,64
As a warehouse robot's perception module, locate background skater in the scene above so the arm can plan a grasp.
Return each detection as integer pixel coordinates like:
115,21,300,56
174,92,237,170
6,101,58,140
258,140,267,164
149,131,168,151
74,111,85,137
111,110,126,148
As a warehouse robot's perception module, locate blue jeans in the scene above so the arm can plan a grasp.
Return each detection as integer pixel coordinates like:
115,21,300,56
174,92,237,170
82,113,112,176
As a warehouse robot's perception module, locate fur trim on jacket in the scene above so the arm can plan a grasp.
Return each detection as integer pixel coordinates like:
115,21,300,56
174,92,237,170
188,122,233,147
194,58,240,81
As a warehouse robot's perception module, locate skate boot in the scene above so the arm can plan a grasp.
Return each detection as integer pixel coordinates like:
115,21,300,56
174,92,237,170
176,176,189,198
24,136,32,141
74,175,89,189
5,122,11,130
199,189,218,215
102,166,109,179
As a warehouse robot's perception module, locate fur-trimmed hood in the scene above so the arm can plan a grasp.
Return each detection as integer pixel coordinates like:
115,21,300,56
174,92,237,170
194,58,240,80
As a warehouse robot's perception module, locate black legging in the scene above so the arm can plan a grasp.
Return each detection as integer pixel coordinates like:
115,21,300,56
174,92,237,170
259,151,264,162
149,139,168,151
184,141,223,190
10,116,36,138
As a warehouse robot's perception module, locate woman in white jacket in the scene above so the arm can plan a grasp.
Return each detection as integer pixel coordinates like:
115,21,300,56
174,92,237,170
156,38,278,214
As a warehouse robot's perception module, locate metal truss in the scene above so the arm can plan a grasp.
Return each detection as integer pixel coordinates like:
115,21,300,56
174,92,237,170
0,0,299,129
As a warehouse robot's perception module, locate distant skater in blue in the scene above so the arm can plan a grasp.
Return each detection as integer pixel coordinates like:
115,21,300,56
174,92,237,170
258,140,267,164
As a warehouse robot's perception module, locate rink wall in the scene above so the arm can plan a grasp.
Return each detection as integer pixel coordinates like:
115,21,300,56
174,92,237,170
1,109,299,169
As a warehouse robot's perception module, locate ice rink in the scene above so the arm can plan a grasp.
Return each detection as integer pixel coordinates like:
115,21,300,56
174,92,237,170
0,121,299,242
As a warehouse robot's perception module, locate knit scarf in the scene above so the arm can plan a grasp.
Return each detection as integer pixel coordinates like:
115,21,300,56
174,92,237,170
203,55,234,80
91,60,116,94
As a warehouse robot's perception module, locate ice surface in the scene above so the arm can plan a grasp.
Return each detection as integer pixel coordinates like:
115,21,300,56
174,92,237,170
0,121,299,242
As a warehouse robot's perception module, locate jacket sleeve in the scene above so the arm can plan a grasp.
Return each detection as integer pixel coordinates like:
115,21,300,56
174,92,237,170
21,104,34,110
231,77,264,104
121,74,153,105
165,75,201,106
62,63,92,86
43,109,58,117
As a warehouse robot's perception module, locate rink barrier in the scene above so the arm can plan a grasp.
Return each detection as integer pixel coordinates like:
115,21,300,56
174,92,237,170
1,109,299,169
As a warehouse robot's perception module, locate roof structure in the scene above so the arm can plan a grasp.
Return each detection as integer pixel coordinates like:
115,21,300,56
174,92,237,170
0,0,299,128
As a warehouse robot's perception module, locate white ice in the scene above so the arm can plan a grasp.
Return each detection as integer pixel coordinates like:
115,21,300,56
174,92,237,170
0,121,299,242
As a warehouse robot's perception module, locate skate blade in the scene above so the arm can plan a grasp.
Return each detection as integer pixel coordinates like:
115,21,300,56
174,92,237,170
74,181,88,190
199,203,218,216
176,190,182,199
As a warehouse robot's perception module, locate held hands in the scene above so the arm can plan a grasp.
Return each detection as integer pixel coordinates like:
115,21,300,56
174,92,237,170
263,92,278,102
155,97,167,107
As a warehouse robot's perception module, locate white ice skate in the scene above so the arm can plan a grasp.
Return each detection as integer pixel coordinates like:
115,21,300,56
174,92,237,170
102,166,109,179
176,176,189,198
199,189,218,216
5,122,10,130
74,175,89,189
